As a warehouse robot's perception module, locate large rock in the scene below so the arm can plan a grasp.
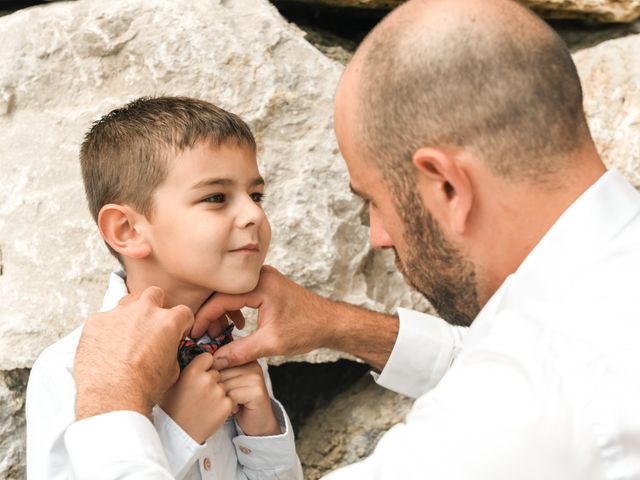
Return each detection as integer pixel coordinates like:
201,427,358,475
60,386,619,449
574,34,640,188
0,0,430,372
0,369,29,480
297,374,413,479
280,0,640,23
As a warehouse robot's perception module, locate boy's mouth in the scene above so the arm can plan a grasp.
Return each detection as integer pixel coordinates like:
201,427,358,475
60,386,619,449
230,243,259,253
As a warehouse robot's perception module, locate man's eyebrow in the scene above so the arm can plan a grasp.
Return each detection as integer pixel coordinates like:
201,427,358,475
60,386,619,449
191,177,265,189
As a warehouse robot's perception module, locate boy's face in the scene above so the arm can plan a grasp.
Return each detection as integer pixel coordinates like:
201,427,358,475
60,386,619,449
143,142,271,295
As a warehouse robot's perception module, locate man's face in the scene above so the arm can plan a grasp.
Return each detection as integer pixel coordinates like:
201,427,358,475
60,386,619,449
144,142,271,296
334,76,480,326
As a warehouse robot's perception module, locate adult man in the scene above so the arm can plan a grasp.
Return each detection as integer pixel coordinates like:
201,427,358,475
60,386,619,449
71,0,640,478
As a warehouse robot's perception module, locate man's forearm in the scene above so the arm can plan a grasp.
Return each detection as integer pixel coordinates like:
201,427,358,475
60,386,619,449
319,298,399,372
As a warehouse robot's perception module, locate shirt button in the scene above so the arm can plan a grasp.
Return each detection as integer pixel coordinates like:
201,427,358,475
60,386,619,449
239,446,252,455
203,457,212,471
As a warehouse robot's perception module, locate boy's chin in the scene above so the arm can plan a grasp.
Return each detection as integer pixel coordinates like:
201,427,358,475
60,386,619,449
215,275,260,295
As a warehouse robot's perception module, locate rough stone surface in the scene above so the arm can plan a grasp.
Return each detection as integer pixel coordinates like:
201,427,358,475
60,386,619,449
296,374,413,479
0,0,431,373
283,0,640,22
0,369,29,480
521,0,640,22
574,34,640,188
1,0,640,477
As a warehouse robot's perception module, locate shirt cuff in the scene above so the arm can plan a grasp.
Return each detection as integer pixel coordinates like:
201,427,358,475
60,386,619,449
233,399,299,471
373,308,466,398
153,406,204,479
65,410,172,479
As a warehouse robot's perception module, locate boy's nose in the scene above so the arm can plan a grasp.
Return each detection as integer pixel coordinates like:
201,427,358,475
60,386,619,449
236,195,266,228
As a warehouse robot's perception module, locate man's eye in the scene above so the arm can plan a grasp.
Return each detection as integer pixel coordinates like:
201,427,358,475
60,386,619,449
203,193,226,203
250,192,265,203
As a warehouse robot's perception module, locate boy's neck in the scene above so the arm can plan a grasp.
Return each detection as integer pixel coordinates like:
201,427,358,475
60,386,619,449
123,262,213,314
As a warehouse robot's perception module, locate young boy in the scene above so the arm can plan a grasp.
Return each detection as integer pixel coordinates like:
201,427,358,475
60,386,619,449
26,97,303,479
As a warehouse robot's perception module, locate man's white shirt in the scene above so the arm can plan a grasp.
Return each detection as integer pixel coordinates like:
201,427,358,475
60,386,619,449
48,169,640,479
26,272,302,480
332,169,640,479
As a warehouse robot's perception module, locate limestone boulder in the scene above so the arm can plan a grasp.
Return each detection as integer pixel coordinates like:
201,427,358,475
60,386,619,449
0,369,29,480
0,0,430,371
574,34,640,187
296,374,413,479
280,0,640,22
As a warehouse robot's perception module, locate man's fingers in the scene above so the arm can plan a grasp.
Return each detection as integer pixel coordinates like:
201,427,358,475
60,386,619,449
140,286,166,307
204,315,230,338
169,304,195,341
117,292,139,306
205,311,246,338
194,292,257,337
227,310,246,330
211,331,270,370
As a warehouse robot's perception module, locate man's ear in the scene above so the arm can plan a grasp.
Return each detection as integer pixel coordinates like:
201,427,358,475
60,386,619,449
98,204,152,259
412,147,473,235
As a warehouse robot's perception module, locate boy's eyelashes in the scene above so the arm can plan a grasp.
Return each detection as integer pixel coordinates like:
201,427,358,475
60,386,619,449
203,193,226,203
201,192,266,204
250,192,265,203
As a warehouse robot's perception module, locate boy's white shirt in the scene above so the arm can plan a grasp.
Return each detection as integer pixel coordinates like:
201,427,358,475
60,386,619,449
26,271,302,480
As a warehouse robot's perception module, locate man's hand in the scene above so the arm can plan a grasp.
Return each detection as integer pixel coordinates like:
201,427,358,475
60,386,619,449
160,353,233,444
193,265,399,372
193,266,333,370
74,286,193,420
220,361,281,437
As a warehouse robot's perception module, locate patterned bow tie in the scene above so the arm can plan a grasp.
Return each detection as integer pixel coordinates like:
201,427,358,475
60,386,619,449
177,324,234,370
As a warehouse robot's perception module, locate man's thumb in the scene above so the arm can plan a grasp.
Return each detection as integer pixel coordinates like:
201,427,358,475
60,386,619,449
212,332,268,370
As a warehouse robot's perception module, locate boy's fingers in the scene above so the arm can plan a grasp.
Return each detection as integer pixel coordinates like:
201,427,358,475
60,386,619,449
220,375,260,394
184,352,214,372
212,331,269,370
218,364,250,382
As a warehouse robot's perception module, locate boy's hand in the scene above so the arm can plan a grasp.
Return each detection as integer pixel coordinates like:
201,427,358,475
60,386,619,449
219,361,281,437
160,353,233,444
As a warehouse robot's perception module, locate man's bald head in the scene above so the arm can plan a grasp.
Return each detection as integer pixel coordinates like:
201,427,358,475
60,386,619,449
343,0,592,184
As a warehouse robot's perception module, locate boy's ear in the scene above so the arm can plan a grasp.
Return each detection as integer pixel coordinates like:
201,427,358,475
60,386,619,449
98,204,152,259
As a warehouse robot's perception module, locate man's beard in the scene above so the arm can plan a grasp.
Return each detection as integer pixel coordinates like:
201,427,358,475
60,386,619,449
392,188,481,327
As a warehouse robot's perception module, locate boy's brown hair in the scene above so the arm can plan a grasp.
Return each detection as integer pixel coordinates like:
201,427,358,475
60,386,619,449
80,96,256,259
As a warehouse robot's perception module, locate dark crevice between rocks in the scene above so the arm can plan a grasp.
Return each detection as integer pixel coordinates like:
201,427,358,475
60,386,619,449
269,359,370,432
270,0,387,63
271,0,388,44
270,1,640,58
0,0,45,17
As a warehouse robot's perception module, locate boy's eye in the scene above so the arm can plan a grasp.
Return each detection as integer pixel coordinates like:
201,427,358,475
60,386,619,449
203,193,226,203
250,192,265,203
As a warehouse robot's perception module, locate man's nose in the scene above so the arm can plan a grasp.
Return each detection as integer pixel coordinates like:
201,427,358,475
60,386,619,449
369,205,394,249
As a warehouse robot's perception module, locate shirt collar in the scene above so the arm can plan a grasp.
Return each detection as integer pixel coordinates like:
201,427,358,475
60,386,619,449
463,169,640,347
99,269,129,312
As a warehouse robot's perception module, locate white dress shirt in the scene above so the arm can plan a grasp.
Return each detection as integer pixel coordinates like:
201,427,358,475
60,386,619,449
26,271,302,480
33,169,640,479
327,169,640,479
